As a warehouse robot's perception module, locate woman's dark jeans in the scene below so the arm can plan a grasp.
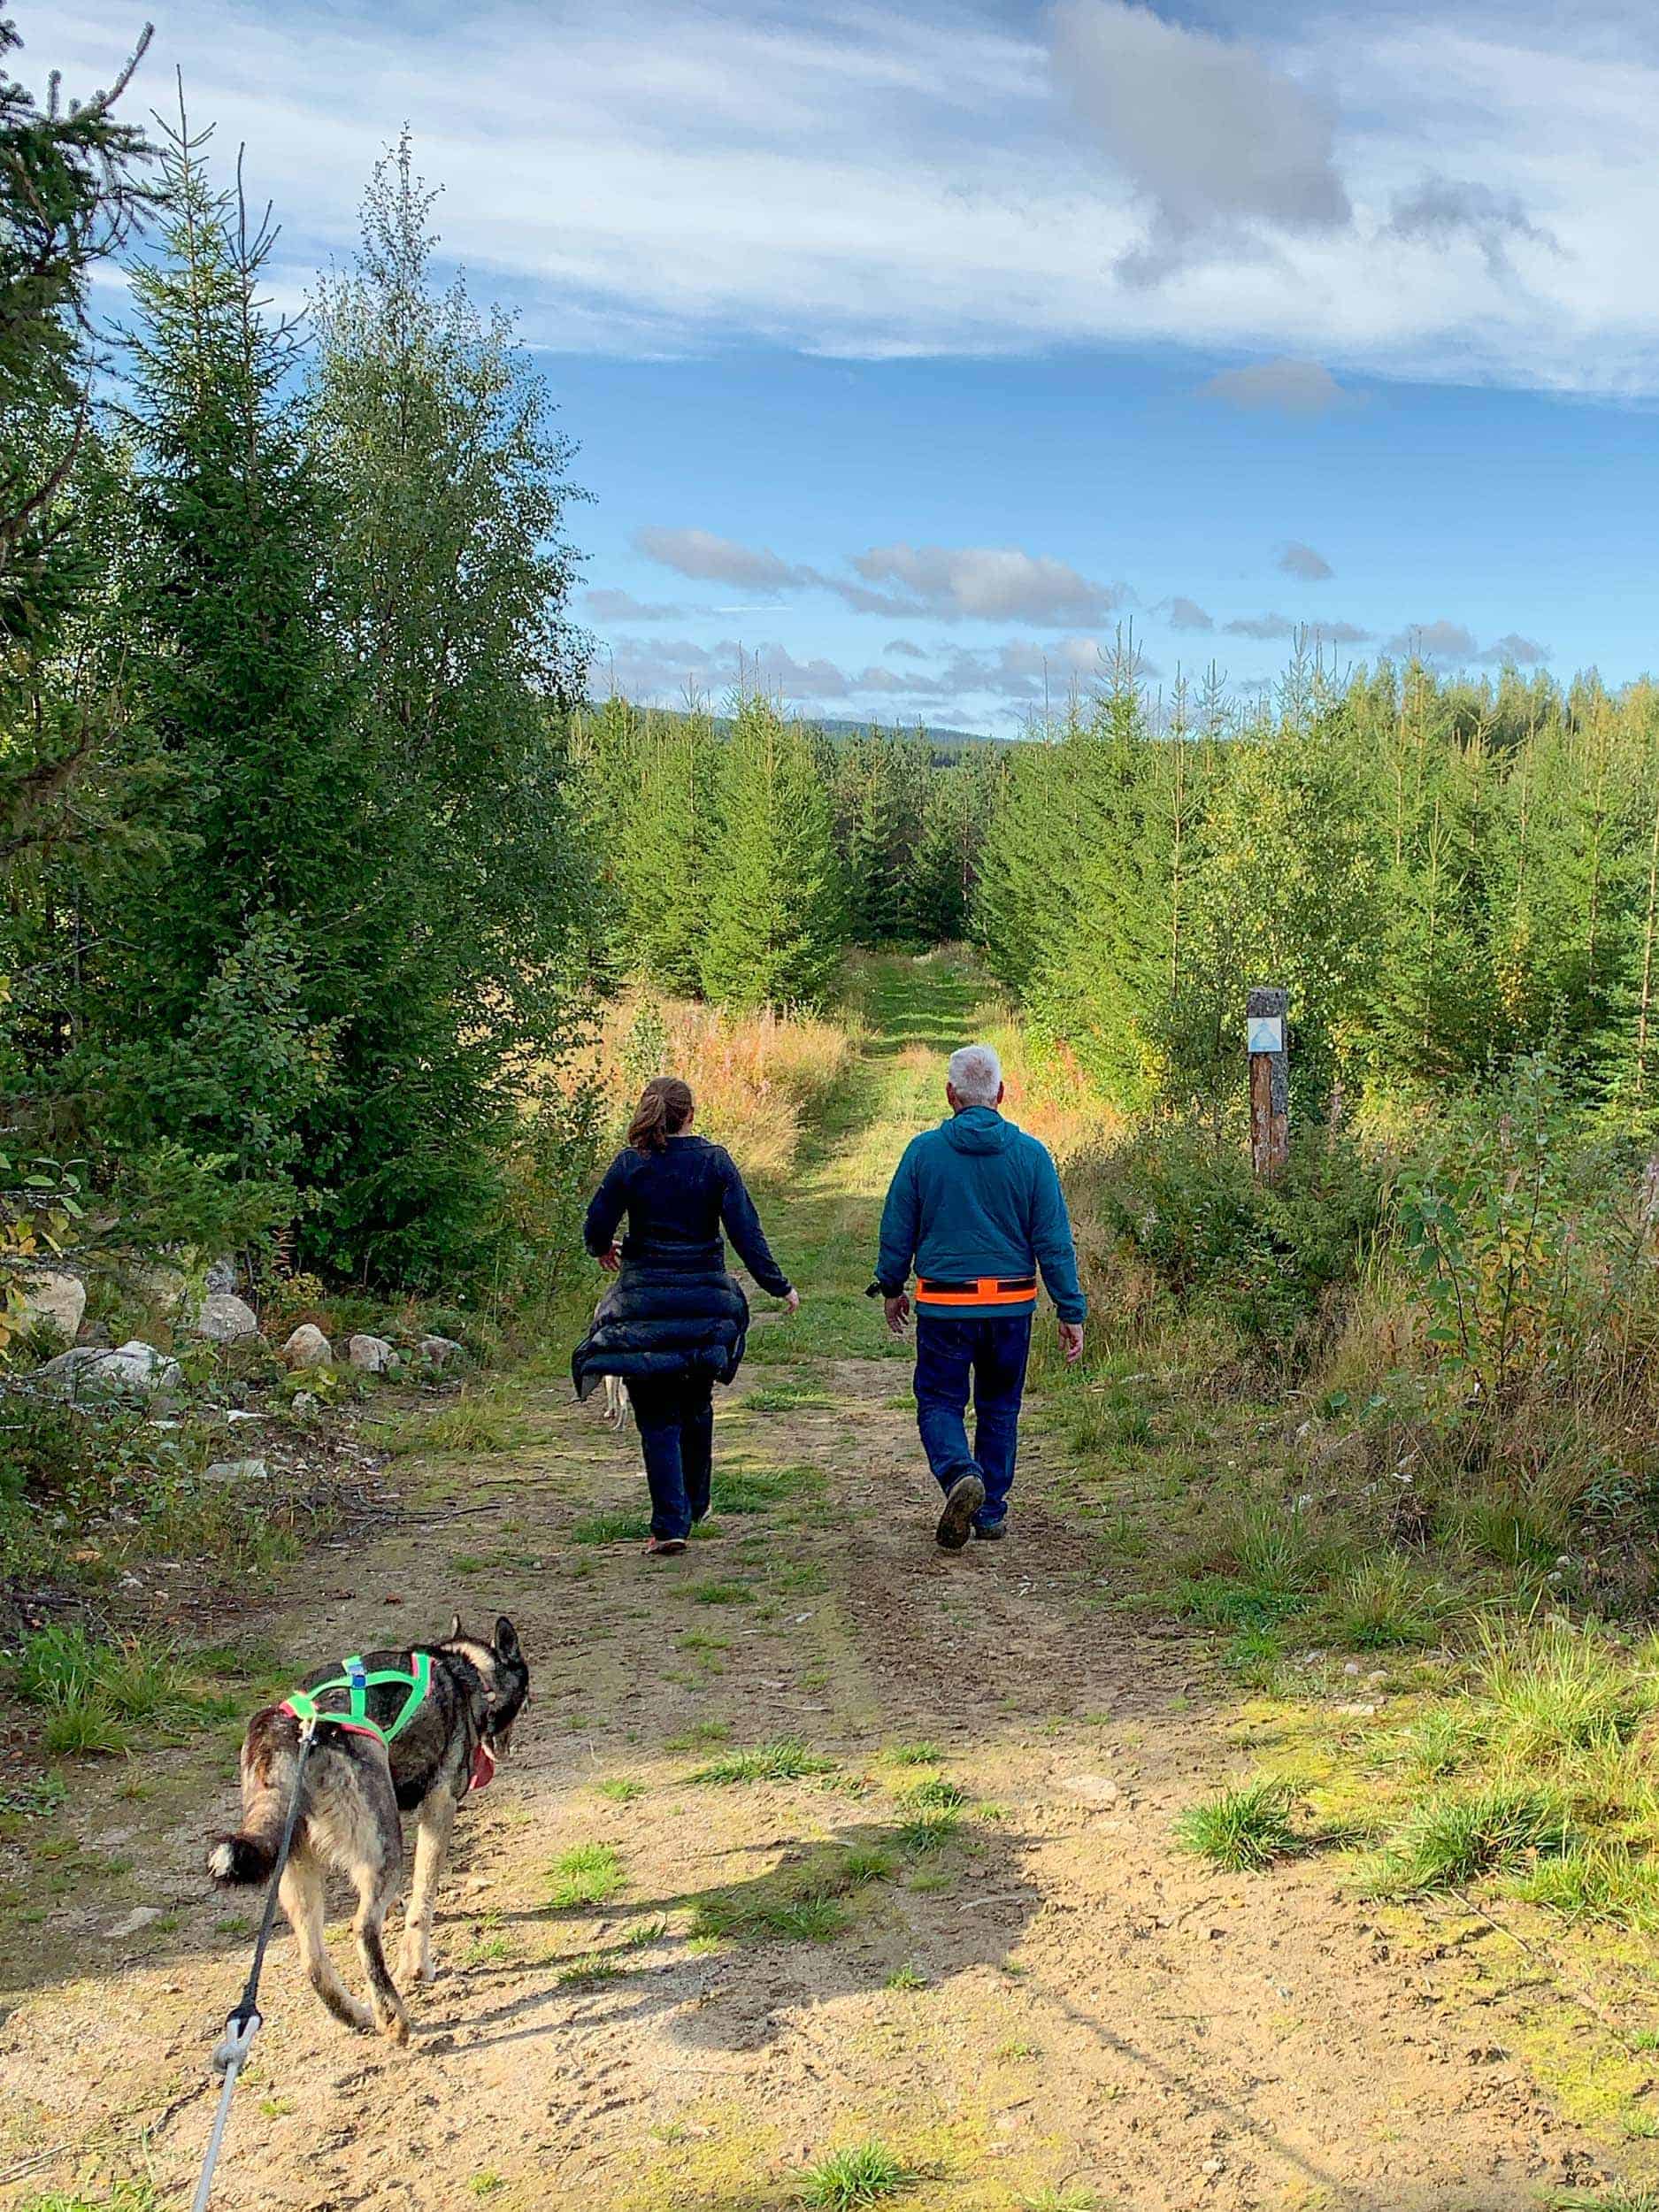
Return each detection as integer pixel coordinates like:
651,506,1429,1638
627,1374,715,1541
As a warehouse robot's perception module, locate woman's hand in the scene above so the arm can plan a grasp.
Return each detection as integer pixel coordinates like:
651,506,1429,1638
596,1244,622,1273
783,1288,801,1316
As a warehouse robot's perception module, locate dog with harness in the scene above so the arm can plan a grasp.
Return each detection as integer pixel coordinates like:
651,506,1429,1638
207,1616,528,2041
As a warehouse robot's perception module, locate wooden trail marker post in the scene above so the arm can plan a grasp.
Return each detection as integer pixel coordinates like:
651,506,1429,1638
1247,986,1289,1181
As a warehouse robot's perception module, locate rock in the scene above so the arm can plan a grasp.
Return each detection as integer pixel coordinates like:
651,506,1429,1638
204,1256,238,1294
203,1457,271,1484
282,1323,333,1370
14,1270,86,1343
419,1333,465,1369
1063,1771,1123,1809
129,1261,188,1312
190,1293,260,1344
290,1391,319,1417
348,1333,396,1374
38,1340,181,1403
107,1906,161,1939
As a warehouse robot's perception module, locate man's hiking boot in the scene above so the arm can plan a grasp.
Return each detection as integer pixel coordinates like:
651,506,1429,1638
935,1474,986,1552
644,1536,687,1557
972,1519,1007,1541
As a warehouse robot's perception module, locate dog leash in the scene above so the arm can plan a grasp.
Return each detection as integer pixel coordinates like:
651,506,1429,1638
191,1714,319,2212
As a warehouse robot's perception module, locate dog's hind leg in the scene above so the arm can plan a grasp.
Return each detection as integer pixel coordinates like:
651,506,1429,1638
281,1850,373,2034
347,1761,409,2042
352,1850,410,2044
396,1788,457,1989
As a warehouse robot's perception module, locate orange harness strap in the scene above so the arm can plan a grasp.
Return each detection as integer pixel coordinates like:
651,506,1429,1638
914,1275,1038,1308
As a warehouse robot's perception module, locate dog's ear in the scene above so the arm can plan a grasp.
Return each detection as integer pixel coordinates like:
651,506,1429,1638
494,1615,522,1663
449,1612,464,1643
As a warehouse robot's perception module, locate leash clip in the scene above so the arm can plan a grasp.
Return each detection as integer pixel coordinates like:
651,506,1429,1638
211,2006,262,2078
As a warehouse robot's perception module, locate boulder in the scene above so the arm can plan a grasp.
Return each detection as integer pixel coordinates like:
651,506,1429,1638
14,1270,87,1343
281,1323,333,1370
419,1333,466,1370
39,1339,181,1404
347,1333,396,1374
189,1293,260,1344
129,1262,189,1313
203,1456,271,1484
204,1256,238,1294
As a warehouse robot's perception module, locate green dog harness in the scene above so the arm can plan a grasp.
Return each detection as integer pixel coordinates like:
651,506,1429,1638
280,1651,432,1752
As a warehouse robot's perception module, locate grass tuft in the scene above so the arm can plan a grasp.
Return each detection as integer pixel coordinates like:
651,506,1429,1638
798,2140,918,2208
1365,1782,1572,1897
693,1738,835,1785
548,1842,626,1909
1173,1779,1300,1872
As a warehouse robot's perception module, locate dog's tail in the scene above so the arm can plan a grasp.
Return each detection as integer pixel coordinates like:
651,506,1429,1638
208,1716,303,1886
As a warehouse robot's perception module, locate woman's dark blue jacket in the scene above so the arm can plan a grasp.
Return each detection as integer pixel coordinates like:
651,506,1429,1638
571,1136,792,1397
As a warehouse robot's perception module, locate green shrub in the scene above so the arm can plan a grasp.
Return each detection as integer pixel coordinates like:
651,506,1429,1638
1077,1118,1386,1356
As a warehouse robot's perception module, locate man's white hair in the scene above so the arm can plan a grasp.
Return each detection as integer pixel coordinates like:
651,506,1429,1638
948,1042,1003,1108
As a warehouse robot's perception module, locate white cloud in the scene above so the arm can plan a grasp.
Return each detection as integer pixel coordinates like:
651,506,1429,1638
1387,618,1479,661
42,0,1659,394
633,526,805,589
1225,611,1370,643
584,588,688,621
1480,631,1550,665
1278,540,1334,580
1385,174,1560,278
1200,360,1356,414
1053,0,1349,281
842,543,1123,626
1163,595,1216,632
1224,611,1297,641
630,529,1122,626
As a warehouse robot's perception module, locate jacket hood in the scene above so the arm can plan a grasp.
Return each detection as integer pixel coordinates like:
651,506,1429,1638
942,1106,1012,1156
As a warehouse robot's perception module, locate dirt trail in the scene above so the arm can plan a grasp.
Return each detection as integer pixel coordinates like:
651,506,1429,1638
0,957,1623,2210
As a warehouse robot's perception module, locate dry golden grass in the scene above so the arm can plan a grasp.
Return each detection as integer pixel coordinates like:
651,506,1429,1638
977,1011,1126,1164
592,993,862,1181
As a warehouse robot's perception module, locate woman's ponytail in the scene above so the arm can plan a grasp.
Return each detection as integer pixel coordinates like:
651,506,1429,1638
627,1076,695,1156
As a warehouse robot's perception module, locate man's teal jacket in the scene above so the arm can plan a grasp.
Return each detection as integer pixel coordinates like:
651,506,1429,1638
874,1107,1087,1323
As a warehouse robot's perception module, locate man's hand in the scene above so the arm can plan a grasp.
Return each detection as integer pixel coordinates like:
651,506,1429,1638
595,1244,621,1274
1058,1319,1085,1365
884,1292,910,1337
783,1288,801,1316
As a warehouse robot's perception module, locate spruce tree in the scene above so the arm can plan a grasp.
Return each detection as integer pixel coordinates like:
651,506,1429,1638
76,103,360,1194
308,136,593,1276
700,695,843,1009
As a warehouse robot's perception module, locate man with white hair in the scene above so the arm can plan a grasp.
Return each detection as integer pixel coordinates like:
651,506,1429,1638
872,1042,1086,1549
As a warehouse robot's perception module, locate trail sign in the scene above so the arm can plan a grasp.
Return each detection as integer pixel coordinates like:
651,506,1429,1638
1247,987,1289,1182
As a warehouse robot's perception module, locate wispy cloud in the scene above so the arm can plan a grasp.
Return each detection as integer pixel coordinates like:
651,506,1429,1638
1199,360,1356,415
43,0,1659,394
1278,540,1334,581
1053,0,1349,283
1386,618,1551,664
631,527,805,590
634,527,1123,627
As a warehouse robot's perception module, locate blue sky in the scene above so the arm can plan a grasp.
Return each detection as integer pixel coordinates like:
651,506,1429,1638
42,0,1659,728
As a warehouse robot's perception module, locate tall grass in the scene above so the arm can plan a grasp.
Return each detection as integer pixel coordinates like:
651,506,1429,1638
591,992,861,1180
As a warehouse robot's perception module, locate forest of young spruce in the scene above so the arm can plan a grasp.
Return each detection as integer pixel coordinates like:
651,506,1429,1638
12,15,1659,2207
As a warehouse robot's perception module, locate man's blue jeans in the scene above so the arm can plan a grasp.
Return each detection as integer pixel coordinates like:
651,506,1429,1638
913,1312,1033,1528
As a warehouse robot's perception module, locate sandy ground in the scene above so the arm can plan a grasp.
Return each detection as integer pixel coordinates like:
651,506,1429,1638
0,964,1637,2211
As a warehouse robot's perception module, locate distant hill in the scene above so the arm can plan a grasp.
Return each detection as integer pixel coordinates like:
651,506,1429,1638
581,702,1012,753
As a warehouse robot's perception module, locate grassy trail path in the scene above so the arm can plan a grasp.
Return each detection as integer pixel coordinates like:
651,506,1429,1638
0,956,1614,2212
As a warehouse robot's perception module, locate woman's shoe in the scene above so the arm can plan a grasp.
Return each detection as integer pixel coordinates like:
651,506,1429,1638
643,1536,687,1557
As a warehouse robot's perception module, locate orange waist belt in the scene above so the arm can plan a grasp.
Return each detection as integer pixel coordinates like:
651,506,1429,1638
915,1275,1038,1308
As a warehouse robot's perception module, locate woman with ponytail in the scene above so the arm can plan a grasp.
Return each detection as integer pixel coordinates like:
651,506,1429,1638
572,1076,799,1555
